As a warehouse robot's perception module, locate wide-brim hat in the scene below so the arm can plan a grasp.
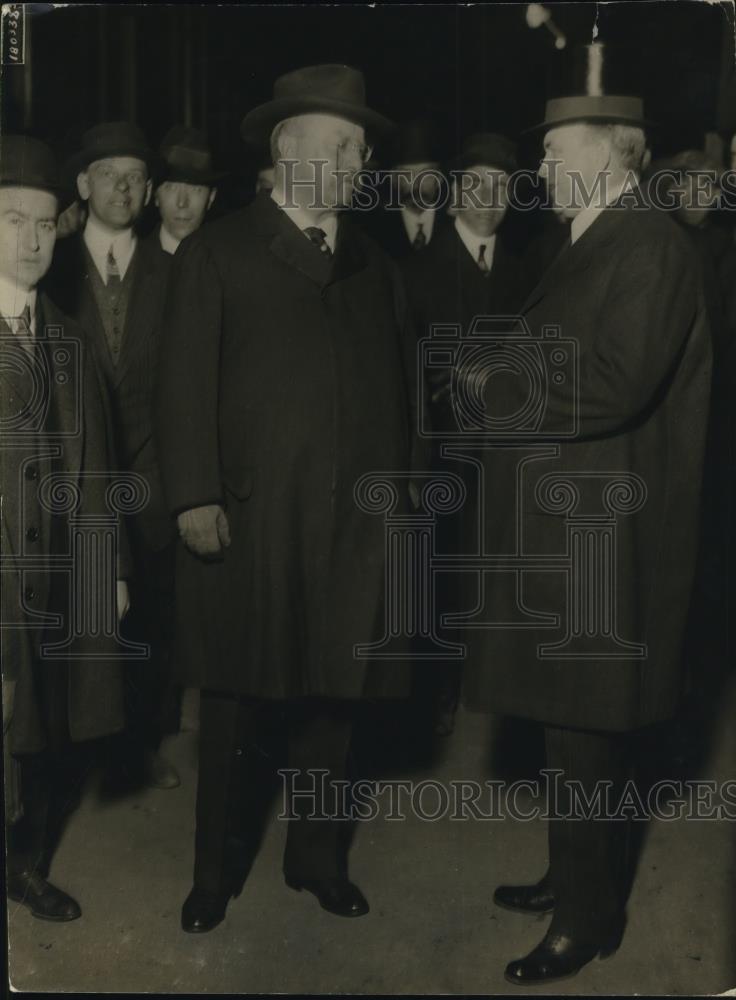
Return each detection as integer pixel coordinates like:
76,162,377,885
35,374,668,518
67,120,157,177
157,125,224,186
453,132,518,175
240,64,394,147
526,43,652,133
0,135,65,199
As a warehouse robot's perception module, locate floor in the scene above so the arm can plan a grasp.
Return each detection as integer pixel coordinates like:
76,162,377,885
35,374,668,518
7,675,736,996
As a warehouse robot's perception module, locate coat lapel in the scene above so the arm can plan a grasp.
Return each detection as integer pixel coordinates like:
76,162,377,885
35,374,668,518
114,242,158,385
38,295,83,475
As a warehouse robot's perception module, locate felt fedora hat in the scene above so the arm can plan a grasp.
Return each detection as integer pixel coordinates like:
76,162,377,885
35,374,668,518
453,132,518,174
158,125,224,186
67,121,157,176
240,64,394,145
528,43,650,132
0,135,64,197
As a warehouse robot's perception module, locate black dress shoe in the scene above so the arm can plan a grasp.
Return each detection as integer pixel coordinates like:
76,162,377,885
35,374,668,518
285,876,369,917
494,878,555,913
181,887,229,933
504,927,621,985
7,871,81,922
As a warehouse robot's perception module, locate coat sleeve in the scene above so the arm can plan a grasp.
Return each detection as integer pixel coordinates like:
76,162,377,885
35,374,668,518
488,228,711,440
154,232,224,515
391,257,431,474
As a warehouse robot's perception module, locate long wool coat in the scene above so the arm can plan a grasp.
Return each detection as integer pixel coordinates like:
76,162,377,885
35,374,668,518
155,192,419,700
462,198,712,732
1,294,126,753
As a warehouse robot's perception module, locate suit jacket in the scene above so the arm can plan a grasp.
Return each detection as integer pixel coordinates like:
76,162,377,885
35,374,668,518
462,197,712,732
0,294,126,752
363,206,449,261
155,192,418,700
46,230,174,551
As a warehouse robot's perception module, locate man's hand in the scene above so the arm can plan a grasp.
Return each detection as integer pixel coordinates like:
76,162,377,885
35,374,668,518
177,504,231,557
116,580,130,623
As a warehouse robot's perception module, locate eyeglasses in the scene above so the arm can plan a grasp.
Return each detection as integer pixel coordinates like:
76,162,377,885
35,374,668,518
91,164,147,187
335,138,373,164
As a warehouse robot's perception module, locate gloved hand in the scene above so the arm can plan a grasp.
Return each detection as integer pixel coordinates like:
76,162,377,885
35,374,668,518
177,504,231,557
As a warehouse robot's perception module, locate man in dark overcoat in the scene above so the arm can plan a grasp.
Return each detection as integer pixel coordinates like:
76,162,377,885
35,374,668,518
155,64,416,933
47,122,180,789
462,46,712,983
1,136,129,920
401,132,531,737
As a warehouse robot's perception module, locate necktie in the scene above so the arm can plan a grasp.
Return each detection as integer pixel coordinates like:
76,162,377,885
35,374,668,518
477,244,490,276
12,302,33,353
106,245,121,287
304,227,333,259
413,222,427,251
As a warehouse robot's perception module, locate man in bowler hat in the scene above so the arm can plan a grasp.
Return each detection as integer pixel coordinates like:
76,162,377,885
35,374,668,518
151,126,220,257
1,136,129,920
462,45,712,983
155,63,416,932
47,121,180,791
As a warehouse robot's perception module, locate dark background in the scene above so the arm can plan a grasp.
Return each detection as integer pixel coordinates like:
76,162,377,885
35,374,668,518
3,1,733,183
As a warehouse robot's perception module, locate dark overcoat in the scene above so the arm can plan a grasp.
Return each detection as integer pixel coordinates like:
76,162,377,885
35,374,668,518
155,192,418,700
47,232,174,552
462,199,712,732
1,294,126,753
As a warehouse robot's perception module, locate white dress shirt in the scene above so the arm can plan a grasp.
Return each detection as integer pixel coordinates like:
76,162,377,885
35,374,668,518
402,206,436,246
83,213,136,283
570,176,635,245
270,189,338,252
159,224,180,256
454,215,496,271
0,273,37,336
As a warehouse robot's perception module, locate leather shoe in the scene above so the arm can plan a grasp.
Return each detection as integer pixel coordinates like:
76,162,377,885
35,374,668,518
145,751,181,790
181,886,229,933
8,871,81,921
504,926,622,985
494,877,555,913
285,876,369,917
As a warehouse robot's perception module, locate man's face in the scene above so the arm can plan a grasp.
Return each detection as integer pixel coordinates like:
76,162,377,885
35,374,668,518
455,164,510,237
672,173,719,229
77,156,151,230
281,113,370,210
0,187,58,291
538,123,609,219
155,181,215,241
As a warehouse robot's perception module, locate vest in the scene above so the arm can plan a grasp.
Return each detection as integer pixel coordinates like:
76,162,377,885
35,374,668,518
84,241,138,367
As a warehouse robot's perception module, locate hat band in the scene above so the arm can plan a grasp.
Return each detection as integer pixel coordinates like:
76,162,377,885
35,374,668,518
545,95,644,123
165,145,212,173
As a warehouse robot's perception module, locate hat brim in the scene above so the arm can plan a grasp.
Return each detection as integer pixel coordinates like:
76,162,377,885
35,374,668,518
241,96,394,146
523,111,655,135
157,167,226,187
66,143,158,179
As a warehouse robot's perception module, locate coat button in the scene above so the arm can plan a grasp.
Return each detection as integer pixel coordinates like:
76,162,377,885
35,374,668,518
25,526,39,542
24,585,35,601
25,465,38,480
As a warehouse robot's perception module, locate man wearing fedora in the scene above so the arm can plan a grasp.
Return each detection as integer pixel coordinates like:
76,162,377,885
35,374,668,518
155,63,417,933
1,135,129,920
402,131,531,739
47,121,180,791
365,117,447,259
151,126,220,257
462,45,712,983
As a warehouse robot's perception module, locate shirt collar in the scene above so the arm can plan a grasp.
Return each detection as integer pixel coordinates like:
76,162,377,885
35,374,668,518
83,213,136,279
570,175,634,245
270,188,338,252
159,224,180,255
454,215,496,268
401,206,436,243
0,273,37,332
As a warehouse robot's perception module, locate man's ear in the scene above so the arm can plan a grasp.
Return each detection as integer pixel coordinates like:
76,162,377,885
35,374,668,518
76,170,90,201
144,178,153,207
207,187,217,212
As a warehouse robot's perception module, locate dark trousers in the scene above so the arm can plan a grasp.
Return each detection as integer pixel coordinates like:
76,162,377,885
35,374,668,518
119,538,180,754
544,725,630,941
194,690,353,896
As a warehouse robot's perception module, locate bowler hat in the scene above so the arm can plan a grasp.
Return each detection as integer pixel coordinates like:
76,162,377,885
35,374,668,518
0,135,64,197
528,43,649,132
240,64,394,146
391,118,443,166
454,132,518,175
67,121,156,176
158,125,223,186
